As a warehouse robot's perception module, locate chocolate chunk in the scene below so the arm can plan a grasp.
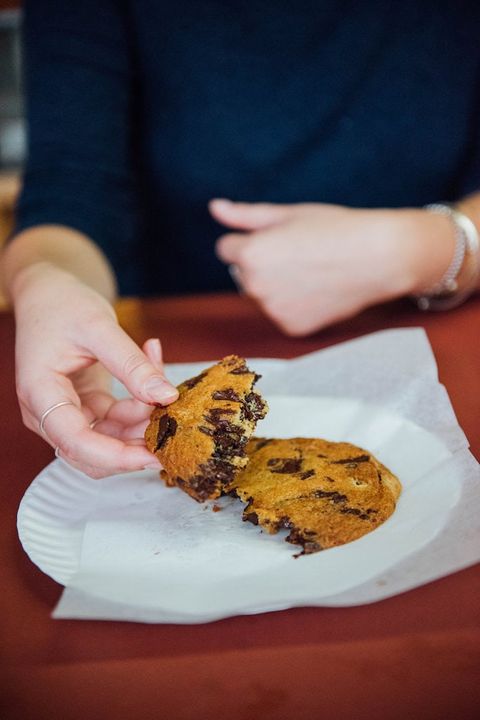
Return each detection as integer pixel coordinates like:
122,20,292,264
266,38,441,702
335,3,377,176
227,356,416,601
277,516,294,530
203,410,237,429
198,425,214,436
183,371,207,389
254,438,273,450
225,356,243,367
340,507,370,520
155,414,178,451
185,458,237,502
242,392,267,422
213,428,244,446
228,364,251,377
299,469,315,480
205,407,236,420
203,408,248,459
212,388,242,402
210,420,243,436
267,457,302,474
244,511,259,526
332,454,370,464
313,489,347,504
286,528,323,554
212,430,246,459
227,361,262,383
301,541,324,554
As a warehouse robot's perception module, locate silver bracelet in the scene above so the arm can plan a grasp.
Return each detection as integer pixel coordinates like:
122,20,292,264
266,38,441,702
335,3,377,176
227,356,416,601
414,203,480,311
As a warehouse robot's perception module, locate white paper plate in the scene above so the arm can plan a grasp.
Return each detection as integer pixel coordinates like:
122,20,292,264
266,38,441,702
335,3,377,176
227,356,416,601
18,395,460,622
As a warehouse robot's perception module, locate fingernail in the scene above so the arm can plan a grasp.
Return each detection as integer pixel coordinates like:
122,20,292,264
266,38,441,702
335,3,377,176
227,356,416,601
211,198,232,208
147,338,162,366
144,376,178,403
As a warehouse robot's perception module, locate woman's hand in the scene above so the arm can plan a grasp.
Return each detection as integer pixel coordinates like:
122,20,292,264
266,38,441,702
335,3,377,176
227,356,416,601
211,199,455,335
12,261,178,478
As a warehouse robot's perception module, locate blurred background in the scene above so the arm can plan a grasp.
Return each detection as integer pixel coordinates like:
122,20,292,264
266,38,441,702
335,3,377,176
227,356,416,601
0,0,22,303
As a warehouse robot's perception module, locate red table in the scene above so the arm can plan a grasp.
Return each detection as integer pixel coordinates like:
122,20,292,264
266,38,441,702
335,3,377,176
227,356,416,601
1,293,479,720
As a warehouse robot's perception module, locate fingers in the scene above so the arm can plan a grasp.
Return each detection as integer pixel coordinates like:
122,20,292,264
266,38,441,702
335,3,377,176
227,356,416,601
104,396,154,424
86,327,178,406
77,388,116,422
120,417,152,441
143,337,163,369
228,263,245,294
18,370,87,439
68,337,172,467
81,338,168,423
20,373,161,477
83,410,150,445
17,336,168,479
75,394,153,440
55,438,161,480
53,417,160,477
209,198,290,231
215,229,273,301
215,232,250,264
73,336,167,433
77,336,165,448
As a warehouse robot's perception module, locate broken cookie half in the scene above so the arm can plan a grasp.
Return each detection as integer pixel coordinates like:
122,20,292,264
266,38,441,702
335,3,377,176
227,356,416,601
228,437,401,555
144,355,268,502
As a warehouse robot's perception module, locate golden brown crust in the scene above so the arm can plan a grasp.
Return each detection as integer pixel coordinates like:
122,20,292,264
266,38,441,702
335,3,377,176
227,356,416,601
228,437,401,554
145,356,268,501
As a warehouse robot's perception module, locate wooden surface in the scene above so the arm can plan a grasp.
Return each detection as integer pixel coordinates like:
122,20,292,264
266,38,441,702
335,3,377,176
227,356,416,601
1,292,479,720
0,173,19,308
0,174,18,238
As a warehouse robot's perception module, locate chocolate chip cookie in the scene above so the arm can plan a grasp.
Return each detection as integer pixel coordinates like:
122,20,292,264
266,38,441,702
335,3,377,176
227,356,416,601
145,356,268,502
228,437,401,554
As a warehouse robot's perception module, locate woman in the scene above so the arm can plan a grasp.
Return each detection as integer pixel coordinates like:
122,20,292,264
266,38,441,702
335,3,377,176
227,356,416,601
2,0,480,478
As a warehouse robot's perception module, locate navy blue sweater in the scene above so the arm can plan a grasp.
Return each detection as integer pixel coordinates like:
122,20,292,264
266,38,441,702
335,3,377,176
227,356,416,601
18,0,480,295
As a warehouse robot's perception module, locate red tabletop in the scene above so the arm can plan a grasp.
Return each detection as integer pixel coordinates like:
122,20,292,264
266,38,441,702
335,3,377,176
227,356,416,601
1,292,479,720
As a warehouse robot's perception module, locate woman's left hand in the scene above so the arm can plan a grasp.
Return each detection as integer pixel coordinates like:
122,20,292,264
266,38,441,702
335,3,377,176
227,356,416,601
211,199,455,336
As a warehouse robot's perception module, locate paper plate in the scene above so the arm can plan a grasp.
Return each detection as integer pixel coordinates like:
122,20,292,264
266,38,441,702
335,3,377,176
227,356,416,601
18,394,460,622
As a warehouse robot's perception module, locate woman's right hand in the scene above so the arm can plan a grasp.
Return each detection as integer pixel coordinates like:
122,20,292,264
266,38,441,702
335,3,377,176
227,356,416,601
12,261,178,478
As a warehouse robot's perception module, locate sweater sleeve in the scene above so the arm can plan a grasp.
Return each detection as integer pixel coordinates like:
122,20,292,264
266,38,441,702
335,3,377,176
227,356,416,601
15,0,137,261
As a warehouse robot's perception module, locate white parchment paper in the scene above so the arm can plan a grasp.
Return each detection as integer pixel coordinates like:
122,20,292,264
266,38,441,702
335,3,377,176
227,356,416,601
17,328,479,622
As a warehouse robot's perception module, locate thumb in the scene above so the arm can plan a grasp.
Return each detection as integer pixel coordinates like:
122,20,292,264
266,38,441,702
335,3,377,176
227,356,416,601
209,198,290,231
90,325,178,405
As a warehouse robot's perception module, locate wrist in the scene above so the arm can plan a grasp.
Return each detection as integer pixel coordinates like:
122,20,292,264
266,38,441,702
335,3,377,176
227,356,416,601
385,208,457,296
6,259,55,304
1,225,117,304
9,259,117,331
412,204,480,310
